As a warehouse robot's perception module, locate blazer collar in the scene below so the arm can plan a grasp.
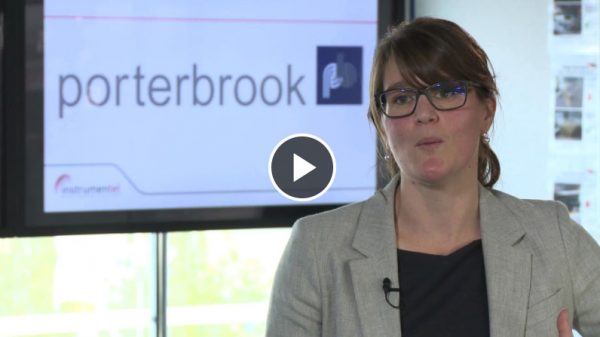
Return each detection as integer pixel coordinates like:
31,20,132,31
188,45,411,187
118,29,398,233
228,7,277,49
349,175,401,337
479,186,527,247
350,176,532,337
351,175,398,258
352,176,529,256
479,186,531,337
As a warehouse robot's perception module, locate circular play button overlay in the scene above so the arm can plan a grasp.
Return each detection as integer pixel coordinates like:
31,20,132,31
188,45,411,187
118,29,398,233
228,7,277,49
269,134,336,201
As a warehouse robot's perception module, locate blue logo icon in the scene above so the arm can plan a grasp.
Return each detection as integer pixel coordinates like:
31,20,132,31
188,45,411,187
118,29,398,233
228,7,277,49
317,46,362,105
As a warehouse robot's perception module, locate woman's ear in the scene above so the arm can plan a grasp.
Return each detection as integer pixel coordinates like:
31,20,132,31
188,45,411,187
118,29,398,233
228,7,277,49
482,97,496,131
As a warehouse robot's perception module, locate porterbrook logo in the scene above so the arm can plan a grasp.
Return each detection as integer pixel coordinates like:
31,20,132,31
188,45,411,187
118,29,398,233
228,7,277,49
58,64,306,118
316,46,362,105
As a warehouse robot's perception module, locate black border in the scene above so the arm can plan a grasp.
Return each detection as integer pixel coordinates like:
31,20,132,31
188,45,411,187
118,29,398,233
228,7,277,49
3,0,27,236
0,1,4,231
1,0,409,238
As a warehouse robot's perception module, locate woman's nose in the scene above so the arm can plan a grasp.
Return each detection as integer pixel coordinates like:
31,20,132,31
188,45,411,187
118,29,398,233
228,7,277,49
414,94,439,123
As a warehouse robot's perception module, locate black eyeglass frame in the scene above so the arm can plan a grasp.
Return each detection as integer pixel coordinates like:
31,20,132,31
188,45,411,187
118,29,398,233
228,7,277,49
376,80,483,119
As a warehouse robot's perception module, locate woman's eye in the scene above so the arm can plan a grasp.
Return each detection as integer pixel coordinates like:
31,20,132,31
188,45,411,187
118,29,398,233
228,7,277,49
392,94,414,105
439,88,456,97
436,85,465,98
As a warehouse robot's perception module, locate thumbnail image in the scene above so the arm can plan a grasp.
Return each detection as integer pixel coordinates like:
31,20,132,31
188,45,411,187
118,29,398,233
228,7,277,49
555,110,582,140
554,1,582,35
554,183,580,214
555,76,583,108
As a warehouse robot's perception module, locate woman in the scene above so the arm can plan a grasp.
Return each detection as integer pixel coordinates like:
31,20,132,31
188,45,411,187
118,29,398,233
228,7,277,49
266,17,600,337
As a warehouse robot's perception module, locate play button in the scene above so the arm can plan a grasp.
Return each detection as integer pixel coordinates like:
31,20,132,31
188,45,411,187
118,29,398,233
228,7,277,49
269,134,336,201
293,154,316,182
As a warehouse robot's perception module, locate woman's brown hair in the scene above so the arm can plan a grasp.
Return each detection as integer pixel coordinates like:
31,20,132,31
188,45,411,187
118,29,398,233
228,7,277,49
368,17,500,189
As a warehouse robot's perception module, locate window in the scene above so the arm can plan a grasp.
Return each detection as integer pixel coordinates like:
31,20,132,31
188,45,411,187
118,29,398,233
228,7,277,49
0,228,291,337
0,234,155,337
166,228,291,337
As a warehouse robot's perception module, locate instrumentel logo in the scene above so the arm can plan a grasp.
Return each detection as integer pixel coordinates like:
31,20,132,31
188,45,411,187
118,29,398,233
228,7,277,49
54,174,121,195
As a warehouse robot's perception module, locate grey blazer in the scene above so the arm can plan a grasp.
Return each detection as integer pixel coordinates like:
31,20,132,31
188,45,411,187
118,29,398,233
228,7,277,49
266,176,600,337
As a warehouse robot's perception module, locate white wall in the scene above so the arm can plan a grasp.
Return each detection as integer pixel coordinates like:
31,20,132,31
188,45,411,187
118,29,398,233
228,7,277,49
415,0,553,199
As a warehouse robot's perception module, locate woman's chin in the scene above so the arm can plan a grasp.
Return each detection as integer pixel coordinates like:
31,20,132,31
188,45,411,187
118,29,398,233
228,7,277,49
401,169,447,187
418,172,448,186
419,161,447,181
399,159,452,186
411,165,450,187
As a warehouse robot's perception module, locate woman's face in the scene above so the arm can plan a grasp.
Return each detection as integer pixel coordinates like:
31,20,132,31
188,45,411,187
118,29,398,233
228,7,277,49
381,61,495,187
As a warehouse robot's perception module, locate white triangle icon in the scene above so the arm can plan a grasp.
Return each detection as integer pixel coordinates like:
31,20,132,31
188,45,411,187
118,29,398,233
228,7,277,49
293,153,316,182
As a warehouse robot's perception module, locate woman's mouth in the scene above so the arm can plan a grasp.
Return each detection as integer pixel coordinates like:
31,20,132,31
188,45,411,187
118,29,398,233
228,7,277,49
416,137,443,147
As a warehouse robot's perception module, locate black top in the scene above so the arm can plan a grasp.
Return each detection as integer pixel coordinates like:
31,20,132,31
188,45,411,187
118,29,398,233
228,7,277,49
397,239,490,337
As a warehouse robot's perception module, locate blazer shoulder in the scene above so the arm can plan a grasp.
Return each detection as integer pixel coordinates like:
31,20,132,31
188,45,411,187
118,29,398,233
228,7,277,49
488,189,584,258
287,197,376,256
294,200,366,233
489,189,566,227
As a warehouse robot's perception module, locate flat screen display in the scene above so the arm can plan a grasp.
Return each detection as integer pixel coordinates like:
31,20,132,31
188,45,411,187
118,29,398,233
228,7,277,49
41,0,378,214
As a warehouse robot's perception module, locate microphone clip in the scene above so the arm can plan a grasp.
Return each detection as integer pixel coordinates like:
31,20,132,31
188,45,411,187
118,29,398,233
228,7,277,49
382,277,400,309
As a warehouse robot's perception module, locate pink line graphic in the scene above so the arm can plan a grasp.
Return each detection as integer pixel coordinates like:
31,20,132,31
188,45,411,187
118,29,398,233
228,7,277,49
44,15,376,25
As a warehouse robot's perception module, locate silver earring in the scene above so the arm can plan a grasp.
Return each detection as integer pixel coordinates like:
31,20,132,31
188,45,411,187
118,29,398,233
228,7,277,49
482,133,490,144
383,154,391,161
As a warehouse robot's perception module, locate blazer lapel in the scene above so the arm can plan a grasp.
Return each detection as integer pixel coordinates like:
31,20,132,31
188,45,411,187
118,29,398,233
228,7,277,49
479,186,532,337
350,176,402,337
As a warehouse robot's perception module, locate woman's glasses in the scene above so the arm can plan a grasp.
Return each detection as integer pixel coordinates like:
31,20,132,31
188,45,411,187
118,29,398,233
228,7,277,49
377,80,482,118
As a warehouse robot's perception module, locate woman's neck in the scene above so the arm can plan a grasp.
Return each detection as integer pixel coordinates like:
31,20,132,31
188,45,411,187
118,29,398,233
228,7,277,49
394,175,481,255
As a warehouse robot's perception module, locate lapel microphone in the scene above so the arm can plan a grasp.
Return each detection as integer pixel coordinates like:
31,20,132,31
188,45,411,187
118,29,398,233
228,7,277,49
382,277,400,309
